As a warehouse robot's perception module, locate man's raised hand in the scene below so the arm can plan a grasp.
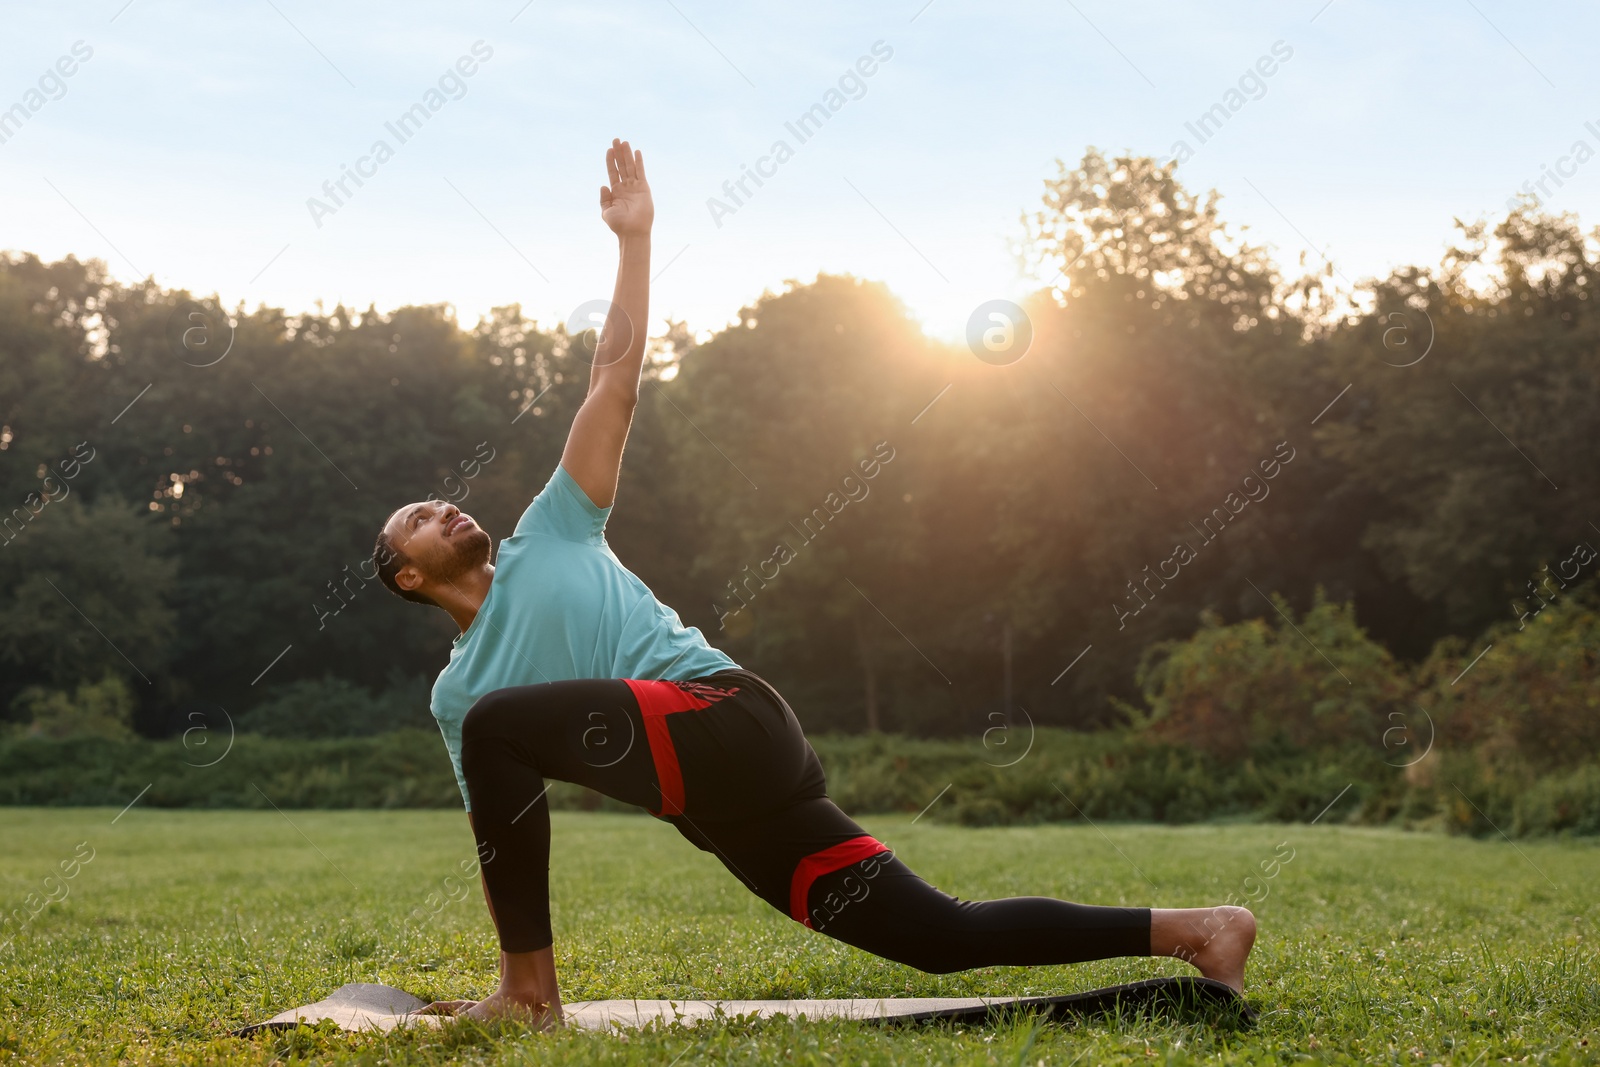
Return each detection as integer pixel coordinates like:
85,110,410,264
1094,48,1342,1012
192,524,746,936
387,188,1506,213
599,138,653,238
559,139,653,509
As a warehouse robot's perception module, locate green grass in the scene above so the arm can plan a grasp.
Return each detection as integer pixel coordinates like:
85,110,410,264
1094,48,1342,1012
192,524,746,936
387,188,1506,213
2,809,1597,1065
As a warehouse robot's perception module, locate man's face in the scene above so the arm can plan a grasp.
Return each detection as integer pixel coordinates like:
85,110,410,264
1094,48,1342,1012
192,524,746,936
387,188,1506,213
383,500,491,594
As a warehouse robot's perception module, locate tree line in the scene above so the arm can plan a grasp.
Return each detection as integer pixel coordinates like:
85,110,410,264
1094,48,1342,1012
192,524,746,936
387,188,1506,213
1,148,1594,744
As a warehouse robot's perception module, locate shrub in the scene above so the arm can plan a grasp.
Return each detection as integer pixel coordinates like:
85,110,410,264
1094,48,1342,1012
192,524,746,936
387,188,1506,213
1421,579,1600,771
0,726,1592,838
0,730,460,808
1133,591,1409,760
234,676,433,738
10,675,135,740
1514,764,1600,836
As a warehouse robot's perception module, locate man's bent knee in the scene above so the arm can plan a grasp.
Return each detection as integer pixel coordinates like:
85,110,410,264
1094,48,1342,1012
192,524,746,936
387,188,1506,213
462,687,526,741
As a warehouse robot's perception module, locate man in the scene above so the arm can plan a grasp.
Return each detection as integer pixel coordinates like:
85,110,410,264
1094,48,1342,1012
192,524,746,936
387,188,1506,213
375,139,1255,1025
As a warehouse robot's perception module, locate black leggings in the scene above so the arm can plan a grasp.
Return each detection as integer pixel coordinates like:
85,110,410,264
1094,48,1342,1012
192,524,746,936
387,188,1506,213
459,668,1151,971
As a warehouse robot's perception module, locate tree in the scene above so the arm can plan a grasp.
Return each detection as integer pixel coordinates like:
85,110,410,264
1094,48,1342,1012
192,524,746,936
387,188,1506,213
0,495,176,715
1317,208,1600,634
659,275,947,731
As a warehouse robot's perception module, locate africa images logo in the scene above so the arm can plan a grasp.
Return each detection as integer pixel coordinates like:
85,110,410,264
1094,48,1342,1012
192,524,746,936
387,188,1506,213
305,41,495,228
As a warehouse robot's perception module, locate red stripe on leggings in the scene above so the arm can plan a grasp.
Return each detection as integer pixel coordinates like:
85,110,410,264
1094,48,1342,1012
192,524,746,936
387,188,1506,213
622,678,736,817
789,835,891,928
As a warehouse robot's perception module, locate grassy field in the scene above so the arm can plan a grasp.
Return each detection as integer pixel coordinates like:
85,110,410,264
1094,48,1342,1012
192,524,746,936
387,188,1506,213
1,809,1597,1065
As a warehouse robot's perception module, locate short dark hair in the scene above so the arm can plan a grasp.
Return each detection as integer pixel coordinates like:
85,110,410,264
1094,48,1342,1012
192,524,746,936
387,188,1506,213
374,527,434,607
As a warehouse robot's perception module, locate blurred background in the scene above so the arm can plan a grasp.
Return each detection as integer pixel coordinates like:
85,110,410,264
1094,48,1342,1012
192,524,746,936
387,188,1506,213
2,1,1596,835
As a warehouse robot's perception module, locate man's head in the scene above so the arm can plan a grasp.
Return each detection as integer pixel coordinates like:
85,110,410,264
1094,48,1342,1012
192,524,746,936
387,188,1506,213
375,499,491,607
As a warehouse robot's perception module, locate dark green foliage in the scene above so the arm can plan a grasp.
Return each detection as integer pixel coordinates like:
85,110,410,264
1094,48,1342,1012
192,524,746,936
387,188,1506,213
1316,211,1600,636
234,676,434,739
7,717,1598,838
0,730,460,808
1133,591,1408,761
2,150,1596,803
1423,577,1600,772
9,674,135,739
0,495,177,711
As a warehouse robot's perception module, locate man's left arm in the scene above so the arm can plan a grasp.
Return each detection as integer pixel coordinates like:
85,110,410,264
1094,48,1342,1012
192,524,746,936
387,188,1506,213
560,138,653,509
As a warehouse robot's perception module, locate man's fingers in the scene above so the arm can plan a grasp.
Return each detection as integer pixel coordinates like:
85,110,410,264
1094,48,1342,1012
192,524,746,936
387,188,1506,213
604,139,646,186
599,186,611,209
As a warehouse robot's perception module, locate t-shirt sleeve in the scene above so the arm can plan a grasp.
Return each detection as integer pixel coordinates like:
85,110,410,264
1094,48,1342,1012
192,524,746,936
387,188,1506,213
513,463,611,543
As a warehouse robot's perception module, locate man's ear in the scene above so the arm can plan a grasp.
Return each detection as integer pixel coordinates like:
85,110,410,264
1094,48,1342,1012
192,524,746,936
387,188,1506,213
395,563,426,594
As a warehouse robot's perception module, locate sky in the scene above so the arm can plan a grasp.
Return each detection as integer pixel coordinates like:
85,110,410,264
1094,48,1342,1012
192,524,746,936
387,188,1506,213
2,0,1597,343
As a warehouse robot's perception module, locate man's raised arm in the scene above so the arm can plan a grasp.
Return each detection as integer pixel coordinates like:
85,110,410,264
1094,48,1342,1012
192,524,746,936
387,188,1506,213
560,138,653,509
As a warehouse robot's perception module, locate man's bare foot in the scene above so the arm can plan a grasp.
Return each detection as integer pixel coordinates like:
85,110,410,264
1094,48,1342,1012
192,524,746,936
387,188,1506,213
462,988,560,1028
455,946,564,1027
1185,906,1256,993
1151,905,1257,994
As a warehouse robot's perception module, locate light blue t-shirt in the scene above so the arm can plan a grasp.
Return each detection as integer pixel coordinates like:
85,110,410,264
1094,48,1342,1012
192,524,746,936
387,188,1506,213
430,463,738,808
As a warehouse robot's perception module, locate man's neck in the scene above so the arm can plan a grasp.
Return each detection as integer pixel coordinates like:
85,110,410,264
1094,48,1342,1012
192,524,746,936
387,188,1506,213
434,563,495,634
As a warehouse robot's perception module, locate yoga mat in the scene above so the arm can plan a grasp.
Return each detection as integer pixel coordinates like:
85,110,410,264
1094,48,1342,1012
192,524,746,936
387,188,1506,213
233,976,1251,1036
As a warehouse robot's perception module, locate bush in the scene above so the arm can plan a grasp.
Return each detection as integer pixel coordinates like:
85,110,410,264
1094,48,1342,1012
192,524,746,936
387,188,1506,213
1132,591,1409,761
234,676,434,738
10,675,135,740
0,730,460,808
1421,580,1600,771
1514,764,1600,836
0,725,1591,838
5,575,1599,841
818,729,1386,828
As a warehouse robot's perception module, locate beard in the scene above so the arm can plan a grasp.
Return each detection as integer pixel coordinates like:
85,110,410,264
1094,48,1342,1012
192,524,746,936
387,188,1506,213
432,527,492,584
